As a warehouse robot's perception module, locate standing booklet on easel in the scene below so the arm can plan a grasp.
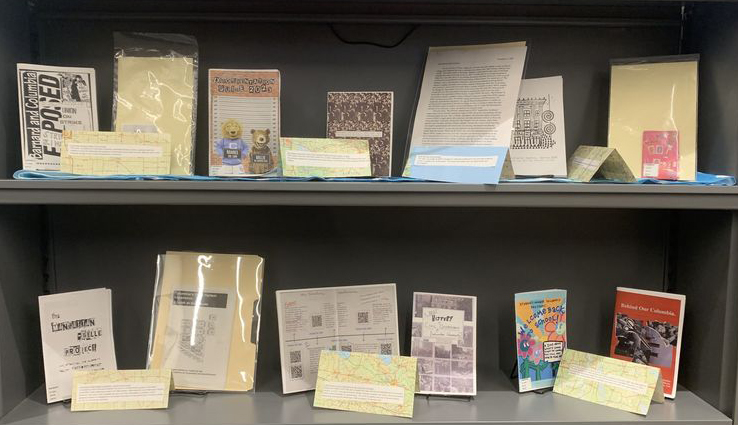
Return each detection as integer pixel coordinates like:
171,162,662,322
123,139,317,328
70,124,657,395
610,287,685,399
39,288,117,403
147,251,264,392
514,289,567,392
411,292,477,396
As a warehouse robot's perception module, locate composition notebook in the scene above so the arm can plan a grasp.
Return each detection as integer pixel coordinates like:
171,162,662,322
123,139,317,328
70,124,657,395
148,251,264,391
610,287,685,399
327,91,393,177
514,289,567,392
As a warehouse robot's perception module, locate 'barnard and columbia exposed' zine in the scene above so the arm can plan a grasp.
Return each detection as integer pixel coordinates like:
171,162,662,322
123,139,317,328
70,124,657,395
17,64,98,171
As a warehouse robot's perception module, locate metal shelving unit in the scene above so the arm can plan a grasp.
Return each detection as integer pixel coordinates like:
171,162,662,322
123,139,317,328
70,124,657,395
2,180,738,209
1,0,738,424
0,387,731,425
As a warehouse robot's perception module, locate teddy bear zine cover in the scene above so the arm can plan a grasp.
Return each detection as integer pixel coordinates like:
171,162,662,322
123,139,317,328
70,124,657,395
209,69,280,177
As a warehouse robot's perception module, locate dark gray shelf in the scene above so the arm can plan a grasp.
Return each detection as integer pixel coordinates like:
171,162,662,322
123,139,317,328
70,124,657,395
0,180,737,209
0,386,729,425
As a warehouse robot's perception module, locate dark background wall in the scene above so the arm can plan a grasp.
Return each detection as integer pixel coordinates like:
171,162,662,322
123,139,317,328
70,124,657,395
34,15,680,176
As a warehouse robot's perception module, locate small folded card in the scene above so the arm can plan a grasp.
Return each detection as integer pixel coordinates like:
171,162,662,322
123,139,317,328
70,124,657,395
314,351,417,418
567,146,635,182
61,131,171,175
403,146,512,184
279,137,371,177
553,349,664,415
71,369,172,412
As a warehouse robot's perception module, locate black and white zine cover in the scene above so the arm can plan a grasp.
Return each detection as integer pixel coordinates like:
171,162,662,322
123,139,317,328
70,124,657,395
17,64,98,171
38,288,116,403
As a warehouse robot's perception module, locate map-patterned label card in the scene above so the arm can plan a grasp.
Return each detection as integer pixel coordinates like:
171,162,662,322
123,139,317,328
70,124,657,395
71,369,172,411
60,131,171,175
314,350,417,418
553,349,664,415
279,137,371,178
567,145,635,182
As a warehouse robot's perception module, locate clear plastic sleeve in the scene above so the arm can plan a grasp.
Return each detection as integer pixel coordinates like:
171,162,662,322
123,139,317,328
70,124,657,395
147,251,264,392
607,54,699,181
113,32,198,175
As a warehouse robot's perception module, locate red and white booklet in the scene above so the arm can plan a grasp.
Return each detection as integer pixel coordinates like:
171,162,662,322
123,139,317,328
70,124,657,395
610,287,685,399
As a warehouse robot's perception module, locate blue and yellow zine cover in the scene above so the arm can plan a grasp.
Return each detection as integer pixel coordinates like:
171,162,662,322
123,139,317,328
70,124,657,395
514,289,567,392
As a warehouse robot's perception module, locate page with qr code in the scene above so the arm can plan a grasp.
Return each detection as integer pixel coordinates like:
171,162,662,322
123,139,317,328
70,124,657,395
160,288,234,390
276,283,399,394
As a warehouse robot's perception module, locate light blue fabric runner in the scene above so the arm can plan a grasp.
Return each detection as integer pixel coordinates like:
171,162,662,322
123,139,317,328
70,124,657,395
12,170,736,186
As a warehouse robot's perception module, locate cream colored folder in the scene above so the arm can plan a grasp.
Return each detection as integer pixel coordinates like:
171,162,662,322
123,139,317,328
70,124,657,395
114,57,195,175
608,58,698,180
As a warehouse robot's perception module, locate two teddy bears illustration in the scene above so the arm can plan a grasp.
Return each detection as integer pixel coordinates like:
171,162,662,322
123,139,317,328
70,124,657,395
216,118,274,174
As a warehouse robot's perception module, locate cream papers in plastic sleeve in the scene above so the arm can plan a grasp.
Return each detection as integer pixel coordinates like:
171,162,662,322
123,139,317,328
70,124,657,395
608,58,697,180
60,131,171,175
408,43,527,151
71,369,172,411
276,283,400,394
553,349,664,415
39,288,117,403
114,56,195,175
148,252,264,392
314,351,417,418
279,137,371,177
160,289,235,390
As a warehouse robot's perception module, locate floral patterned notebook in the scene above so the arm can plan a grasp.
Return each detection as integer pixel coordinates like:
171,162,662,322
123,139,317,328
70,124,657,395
327,91,393,177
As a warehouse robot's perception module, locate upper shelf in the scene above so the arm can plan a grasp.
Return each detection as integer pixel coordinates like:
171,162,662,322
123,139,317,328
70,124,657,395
0,386,730,425
1,180,738,209
32,0,686,26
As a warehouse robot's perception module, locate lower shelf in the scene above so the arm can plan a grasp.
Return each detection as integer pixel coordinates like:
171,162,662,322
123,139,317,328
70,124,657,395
0,385,730,425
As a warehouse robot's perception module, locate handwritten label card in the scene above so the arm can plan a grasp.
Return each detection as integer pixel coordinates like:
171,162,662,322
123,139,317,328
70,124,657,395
553,349,663,415
421,307,464,341
71,369,172,411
